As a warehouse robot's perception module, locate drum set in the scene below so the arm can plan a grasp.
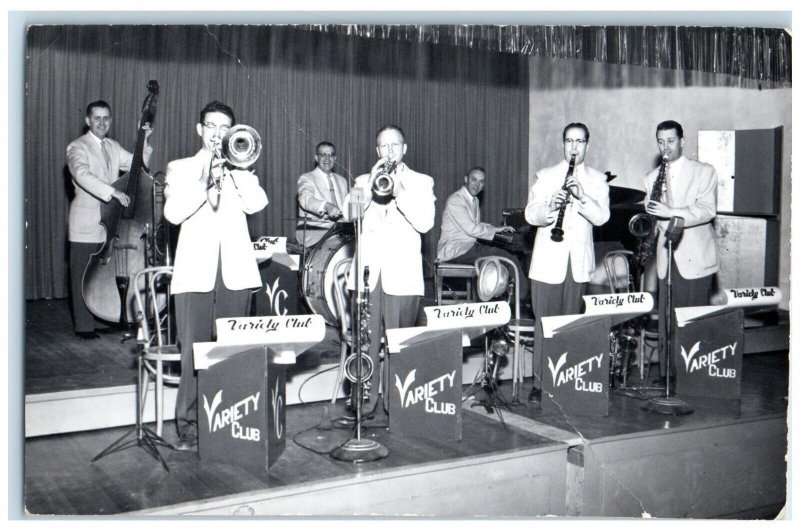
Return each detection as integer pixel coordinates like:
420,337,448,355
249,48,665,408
298,222,355,326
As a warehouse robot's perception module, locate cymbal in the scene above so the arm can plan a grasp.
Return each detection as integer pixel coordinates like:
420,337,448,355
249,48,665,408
609,186,645,206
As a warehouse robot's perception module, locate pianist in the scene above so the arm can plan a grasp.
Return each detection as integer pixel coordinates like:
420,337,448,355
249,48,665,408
437,167,528,296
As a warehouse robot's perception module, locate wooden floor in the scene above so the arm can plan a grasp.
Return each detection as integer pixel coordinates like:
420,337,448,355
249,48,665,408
23,299,790,517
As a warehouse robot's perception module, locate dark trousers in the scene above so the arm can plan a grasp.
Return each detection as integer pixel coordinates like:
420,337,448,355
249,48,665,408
658,259,713,377
174,263,251,437
450,242,529,297
530,260,586,322
69,241,103,333
530,260,586,390
364,275,419,411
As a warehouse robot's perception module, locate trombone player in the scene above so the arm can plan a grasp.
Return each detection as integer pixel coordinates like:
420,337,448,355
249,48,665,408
163,101,267,451
344,125,436,413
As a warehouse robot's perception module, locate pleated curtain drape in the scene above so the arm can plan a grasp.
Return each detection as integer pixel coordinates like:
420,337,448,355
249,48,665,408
25,25,529,300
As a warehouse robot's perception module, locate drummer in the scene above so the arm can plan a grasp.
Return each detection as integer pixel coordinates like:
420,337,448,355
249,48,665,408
296,141,349,247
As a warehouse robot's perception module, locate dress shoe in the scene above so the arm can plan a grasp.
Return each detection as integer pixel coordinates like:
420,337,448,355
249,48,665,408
527,387,542,403
175,432,197,452
75,331,100,340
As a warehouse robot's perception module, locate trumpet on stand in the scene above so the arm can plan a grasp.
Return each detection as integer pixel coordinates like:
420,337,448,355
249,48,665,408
331,188,389,462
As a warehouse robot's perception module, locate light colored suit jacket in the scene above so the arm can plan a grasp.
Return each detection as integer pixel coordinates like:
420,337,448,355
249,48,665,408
343,163,436,295
296,167,349,245
163,149,268,294
644,156,720,280
437,186,497,261
525,160,610,283
66,131,151,243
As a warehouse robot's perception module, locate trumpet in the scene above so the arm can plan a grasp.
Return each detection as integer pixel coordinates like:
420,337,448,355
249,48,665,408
220,124,262,168
372,161,397,197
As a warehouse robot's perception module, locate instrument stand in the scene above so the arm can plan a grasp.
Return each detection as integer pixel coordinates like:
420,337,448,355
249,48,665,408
331,190,389,463
644,238,693,415
92,343,174,471
463,338,508,427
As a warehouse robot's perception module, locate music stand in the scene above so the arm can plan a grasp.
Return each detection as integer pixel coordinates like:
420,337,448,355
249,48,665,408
644,217,693,415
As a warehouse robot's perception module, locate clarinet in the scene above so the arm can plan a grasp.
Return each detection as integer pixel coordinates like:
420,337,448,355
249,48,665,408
550,153,577,242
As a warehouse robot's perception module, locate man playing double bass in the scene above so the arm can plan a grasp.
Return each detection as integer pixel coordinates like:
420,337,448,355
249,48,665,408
66,100,153,340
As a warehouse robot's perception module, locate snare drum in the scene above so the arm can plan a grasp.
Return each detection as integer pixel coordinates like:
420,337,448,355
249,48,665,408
301,225,355,326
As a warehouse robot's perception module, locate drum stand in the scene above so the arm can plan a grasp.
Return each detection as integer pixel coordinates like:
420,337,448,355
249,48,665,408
330,188,389,463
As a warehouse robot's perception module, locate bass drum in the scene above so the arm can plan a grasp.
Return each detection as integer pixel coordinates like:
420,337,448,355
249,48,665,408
301,225,355,326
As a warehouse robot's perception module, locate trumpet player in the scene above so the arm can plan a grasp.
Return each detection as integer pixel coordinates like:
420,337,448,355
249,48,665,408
645,120,719,383
525,123,610,321
343,125,436,412
163,101,267,451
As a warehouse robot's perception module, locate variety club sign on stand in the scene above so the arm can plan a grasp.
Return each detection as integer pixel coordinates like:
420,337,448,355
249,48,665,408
193,314,326,470
198,347,286,469
674,308,744,399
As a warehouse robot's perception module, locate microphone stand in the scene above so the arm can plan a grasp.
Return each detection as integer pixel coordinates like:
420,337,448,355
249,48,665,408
331,187,389,462
644,217,693,415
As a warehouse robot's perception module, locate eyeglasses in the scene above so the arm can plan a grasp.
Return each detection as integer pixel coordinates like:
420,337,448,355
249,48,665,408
317,153,337,159
202,122,231,134
563,139,587,146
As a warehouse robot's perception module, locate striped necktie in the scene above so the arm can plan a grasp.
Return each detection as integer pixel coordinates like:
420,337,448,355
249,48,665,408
101,140,112,173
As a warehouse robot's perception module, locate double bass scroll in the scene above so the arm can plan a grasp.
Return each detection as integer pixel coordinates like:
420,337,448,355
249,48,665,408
82,80,161,325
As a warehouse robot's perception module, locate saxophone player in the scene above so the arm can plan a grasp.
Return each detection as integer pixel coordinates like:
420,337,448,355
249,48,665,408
645,120,720,383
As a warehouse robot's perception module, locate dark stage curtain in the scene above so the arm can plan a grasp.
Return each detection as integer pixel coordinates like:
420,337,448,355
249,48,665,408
25,25,529,300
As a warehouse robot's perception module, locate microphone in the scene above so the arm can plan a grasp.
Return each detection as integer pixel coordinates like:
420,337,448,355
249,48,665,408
665,216,685,243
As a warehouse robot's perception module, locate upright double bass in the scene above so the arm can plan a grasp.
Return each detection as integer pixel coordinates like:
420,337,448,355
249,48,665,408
82,80,162,324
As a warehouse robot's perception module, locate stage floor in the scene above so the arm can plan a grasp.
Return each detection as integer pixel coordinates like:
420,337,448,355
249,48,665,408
23,299,790,517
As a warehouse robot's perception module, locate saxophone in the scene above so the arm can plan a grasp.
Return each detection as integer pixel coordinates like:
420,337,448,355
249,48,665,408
550,154,576,242
344,266,374,394
629,155,669,273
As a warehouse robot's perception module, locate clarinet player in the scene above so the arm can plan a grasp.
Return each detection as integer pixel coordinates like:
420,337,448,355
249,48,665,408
524,123,609,400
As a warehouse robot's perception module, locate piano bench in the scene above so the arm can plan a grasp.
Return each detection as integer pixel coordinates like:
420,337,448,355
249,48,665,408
434,262,477,305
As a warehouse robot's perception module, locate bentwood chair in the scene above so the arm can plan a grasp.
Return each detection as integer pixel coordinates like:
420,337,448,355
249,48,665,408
133,266,181,436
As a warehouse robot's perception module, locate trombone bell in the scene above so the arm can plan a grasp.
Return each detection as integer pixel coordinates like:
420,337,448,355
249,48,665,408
221,124,262,168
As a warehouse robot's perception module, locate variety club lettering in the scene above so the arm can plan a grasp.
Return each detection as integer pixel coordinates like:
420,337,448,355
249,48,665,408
729,287,776,300
202,389,262,442
394,369,457,415
429,302,501,321
253,236,280,250
225,316,313,332
680,341,738,379
588,293,646,309
264,277,289,316
547,352,604,393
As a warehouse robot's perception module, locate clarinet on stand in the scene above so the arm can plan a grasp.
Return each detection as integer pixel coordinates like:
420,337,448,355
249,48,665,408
331,187,389,462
